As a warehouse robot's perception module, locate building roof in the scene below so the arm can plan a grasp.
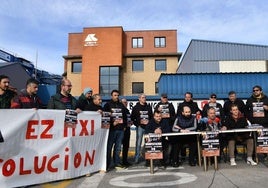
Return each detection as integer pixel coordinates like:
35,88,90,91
177,39,268,73
158,72,268,99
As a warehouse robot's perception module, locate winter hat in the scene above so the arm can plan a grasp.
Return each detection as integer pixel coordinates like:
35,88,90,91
83,87,93,95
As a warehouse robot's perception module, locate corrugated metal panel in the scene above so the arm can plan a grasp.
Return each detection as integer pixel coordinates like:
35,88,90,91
158,72,268,99
178,39,268,73
192,40,268,61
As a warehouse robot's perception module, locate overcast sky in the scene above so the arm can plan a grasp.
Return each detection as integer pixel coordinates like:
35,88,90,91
1,0,268,74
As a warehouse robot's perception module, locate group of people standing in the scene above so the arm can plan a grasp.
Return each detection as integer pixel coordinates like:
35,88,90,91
1,74,268,170
130,86,268,168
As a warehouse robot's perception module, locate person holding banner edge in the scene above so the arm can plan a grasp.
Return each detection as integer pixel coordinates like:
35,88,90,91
172,106,198,167
104,90,127,170
145,110,171,168
223,104,257,166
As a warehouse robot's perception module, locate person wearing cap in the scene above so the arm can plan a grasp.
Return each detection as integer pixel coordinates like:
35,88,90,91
75,87,93,111
202,93,224,120
154,93,175,166
245,85,268,127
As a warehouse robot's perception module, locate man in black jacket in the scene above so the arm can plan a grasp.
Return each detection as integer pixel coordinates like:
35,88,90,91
131,94,153,164
223,91,246,117
145,110,171,167
104,90,127,170
246,85,268,127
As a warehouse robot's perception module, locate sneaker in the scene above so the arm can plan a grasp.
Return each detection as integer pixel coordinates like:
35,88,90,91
247,158,257,166
230,158,237,166
115,164,126,170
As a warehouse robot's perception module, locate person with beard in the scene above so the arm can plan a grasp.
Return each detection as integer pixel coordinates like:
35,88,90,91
246,85,268,128
223,91,246,117
177,92,201,116
145,110,171,168
76,87,93,111
47,78,79,111
11,78,42,109
0,75,17,109
172,106,198,167
104,90,127,170
177,92,201,161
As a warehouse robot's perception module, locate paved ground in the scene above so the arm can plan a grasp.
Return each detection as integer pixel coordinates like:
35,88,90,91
26,130,268,188
29,153,268,188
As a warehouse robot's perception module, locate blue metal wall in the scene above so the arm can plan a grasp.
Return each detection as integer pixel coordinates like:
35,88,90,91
158,72,268,100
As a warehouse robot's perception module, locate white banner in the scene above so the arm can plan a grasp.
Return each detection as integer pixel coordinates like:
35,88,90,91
0,109,108,188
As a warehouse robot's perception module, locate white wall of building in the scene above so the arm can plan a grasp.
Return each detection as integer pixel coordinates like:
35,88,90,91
219,60,266,72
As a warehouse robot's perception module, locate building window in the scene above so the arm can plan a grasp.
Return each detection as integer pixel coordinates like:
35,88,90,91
71,61,82,73
100,67,119,96
155,82,159,94
154,37,166,48
155,59,167,71
132,37,143,48
132,60,144,71
132,82,144,94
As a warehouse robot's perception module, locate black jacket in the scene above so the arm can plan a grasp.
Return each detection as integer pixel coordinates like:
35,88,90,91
246,94,268,127
154,101,176,126
223,99,246,117
103,100,127,131
202,102,224,120
177,100,201,115
131,102,153,129
145,118,171,134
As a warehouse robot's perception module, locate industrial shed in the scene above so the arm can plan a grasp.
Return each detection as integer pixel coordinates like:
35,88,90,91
178,39,268,73
158,72,268,100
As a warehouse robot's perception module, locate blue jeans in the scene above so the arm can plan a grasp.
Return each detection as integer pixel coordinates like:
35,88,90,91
134,126,145,162
107,129,124,168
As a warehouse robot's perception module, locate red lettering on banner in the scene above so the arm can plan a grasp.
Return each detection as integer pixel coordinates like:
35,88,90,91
64,119,95,137
74,153,82,168
19,158,31,175
64,125,76,137
34,156,46,174
47,155,59,173
79,120,89,136
40,120,54,139
26,120,38,139
91,120,94,135
2,159,16,177
84,150,95,166
26,120,54,139
64,147,69,170
0,150,96,177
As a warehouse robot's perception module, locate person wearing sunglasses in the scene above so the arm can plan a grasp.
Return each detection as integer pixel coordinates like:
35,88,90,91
202,93,224,120
245,85,268,127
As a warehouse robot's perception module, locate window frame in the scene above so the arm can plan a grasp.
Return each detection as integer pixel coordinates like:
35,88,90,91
71,61,82,73
132,37,143,48
132,60,144,72
99,66,120,96
155,59,167,71
154,37,166,48
132,82,144,94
